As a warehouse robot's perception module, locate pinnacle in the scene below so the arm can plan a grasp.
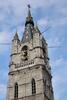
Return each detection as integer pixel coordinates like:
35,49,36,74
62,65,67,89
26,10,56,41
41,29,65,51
27,4,31,18
13,31,19,40
25,5,34,26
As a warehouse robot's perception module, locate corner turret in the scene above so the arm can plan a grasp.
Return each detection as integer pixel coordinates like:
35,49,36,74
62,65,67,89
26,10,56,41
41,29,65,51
12,32,20,54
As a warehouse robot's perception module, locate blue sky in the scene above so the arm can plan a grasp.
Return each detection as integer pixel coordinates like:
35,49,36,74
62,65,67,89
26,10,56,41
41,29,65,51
0,0,67,100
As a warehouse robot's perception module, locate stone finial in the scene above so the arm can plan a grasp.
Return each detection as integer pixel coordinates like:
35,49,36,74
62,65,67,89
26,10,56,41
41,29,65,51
13,31,20,41
25,5,34,26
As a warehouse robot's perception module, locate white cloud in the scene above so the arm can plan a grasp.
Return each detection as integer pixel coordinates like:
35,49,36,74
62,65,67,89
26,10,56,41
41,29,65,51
50,17,67,28
0,32,9,42
38,18,48,27
51,57,67,100
0,0,67,35
0,31,11,54
0,0,48,20
0,84,6,97
0,0,67,100
47,37,62,47
52,58,67,68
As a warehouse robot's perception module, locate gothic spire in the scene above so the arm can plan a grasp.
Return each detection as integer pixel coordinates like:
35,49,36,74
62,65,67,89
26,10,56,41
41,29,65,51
28,4,31,18
25,4,34,26
13,31,20,41
22,5,35,42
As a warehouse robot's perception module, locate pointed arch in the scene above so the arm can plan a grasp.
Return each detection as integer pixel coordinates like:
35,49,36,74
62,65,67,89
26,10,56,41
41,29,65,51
14,82,18,99
31,78,36,95
21,45,28,51
21,45,28,61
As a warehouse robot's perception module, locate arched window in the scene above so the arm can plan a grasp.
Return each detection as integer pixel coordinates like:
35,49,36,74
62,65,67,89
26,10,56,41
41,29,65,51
14,82,18,99
21,45,28,61
31,78,36,95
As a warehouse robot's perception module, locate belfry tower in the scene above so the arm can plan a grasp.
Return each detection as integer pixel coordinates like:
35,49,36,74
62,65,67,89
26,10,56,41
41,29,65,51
7,5,54,100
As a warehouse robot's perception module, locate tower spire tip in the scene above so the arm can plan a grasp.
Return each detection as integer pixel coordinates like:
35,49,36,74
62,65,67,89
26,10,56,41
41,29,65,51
28,4,31,9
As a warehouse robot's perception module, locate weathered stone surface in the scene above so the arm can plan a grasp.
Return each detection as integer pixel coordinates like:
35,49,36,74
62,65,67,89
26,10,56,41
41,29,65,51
7,6,54,100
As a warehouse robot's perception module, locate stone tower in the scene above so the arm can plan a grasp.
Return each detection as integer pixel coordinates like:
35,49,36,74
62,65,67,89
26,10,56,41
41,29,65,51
7,5,54,100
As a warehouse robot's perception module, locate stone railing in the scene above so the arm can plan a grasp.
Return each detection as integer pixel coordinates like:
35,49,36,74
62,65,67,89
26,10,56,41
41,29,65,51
15,60,34,68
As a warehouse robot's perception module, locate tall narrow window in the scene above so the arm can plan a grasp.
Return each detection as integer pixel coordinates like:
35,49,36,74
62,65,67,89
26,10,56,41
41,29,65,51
21,45,28,61
32,78,36,95
14,82,18,99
